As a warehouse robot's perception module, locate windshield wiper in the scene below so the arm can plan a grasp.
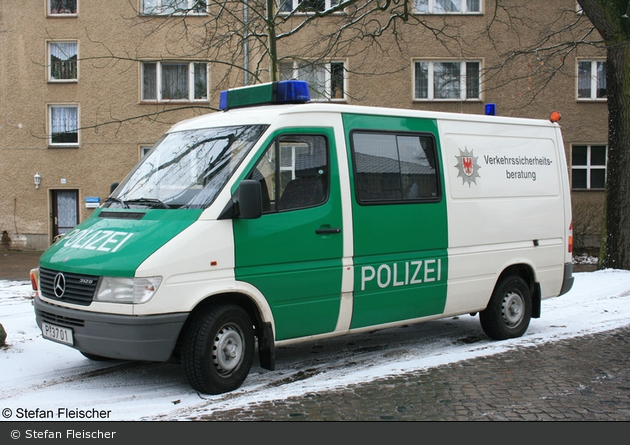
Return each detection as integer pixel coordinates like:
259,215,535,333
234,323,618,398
124,198,170,209
104,197,129,208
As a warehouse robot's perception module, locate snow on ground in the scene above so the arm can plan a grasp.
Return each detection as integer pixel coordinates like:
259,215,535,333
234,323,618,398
1,269,629,421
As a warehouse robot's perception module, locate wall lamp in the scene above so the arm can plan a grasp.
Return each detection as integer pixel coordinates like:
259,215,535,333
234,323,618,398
34,172,42,189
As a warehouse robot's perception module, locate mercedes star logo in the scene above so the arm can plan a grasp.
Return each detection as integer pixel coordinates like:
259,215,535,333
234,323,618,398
53,273,66,298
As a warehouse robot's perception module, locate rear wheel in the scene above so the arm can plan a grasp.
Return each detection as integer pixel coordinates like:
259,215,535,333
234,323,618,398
480,275,532,340
181,303,254,394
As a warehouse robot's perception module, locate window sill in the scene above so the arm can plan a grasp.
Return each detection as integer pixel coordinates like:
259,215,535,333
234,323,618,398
413,12,483,16
48,144,80,149
139,12,208,17
413,98,482,102
576,98,607,102
140,100,209,104
571,188,606,192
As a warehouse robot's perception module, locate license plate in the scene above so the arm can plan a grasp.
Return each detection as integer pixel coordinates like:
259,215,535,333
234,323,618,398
42,322,74,346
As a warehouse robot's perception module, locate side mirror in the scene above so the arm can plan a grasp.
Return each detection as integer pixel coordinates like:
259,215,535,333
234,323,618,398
236,180,263,219
110,182,119,194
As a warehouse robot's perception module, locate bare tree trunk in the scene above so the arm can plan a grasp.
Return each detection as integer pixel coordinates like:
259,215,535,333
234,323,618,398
601,40,630,269
267,0,278,82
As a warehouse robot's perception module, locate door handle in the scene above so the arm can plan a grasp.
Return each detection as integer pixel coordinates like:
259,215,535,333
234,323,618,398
315,228,341,235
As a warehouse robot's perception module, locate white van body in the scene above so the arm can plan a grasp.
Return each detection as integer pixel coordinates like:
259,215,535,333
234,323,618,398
34,81,573,394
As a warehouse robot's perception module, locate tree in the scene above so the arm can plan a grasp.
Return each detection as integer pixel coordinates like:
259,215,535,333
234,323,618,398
465,1,629,270
577,1,630,270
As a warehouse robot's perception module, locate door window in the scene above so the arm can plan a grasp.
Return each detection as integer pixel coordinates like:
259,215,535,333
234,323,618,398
249,134,329,212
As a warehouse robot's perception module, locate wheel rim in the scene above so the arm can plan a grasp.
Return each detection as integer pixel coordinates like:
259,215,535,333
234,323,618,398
502,291,524,327
212,324,244,376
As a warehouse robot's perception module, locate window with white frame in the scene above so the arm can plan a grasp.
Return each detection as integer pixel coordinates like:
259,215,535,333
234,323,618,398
279,61,345,101
141,0,207,15
49,41,78,81
142,61,208,102
571,144,607,189
414,60,481,100
279,0,340,13
49,105,79,146
414,0,481,14
48,0,77,15
577,60,606,100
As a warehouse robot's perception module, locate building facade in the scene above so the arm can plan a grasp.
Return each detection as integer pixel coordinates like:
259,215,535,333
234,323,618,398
0,1,607,252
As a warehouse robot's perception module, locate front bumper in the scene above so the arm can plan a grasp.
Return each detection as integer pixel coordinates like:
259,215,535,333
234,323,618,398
33,295,188,362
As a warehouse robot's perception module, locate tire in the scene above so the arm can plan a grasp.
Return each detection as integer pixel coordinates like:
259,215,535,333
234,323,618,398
181,303,254,395
480,275,532,340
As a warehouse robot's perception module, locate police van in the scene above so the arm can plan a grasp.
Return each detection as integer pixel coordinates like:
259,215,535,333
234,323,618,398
33,80,574,394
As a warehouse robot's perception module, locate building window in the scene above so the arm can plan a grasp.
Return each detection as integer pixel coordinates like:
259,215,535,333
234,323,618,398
279,61,345,101
142,61,208,102
572,145,607,189
140,145,153,158
49,41,78,81
49,105,79,146
141,0,207,15
48,0,77,15
577,61,607,100
414,0,481,14
351,131,440,203
279,0,340,13
414,60,481,100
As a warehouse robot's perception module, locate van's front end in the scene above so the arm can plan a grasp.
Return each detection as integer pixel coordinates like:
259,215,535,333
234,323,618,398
33,117,271,363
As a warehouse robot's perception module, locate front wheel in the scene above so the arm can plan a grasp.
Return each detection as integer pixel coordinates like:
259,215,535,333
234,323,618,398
480,275,532,340
181,303,254,394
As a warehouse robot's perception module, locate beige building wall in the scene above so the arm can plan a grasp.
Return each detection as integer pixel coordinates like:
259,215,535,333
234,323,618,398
0,1,607,251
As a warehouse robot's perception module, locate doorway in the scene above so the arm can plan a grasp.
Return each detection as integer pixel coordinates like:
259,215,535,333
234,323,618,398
51,189,79,242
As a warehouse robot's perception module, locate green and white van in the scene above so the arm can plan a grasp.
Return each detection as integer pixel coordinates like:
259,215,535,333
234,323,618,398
33,80,574,394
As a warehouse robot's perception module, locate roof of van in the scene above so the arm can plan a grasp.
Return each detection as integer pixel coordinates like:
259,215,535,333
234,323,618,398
168,102,559,133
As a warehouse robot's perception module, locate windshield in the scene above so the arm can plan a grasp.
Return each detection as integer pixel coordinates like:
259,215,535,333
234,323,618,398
105,125,268,209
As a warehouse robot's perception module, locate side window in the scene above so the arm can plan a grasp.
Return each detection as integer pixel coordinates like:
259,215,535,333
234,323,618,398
351,131,439,203
249,134,329,213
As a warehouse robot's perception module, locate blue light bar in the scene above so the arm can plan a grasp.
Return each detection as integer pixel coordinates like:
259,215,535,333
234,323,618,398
485,103,497,116
219,80,311,111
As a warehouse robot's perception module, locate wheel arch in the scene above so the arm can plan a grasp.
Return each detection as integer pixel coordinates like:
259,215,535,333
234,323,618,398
495,263,541,318
175,290,276,371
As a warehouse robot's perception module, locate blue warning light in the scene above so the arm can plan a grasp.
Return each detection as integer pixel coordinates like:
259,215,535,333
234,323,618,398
219,80,311,110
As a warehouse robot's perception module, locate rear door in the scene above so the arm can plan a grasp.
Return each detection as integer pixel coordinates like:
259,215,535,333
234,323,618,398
233,127,344,341
343,113,449,329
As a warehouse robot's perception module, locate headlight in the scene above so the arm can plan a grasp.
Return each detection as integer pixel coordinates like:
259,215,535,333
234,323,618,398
95,277,162,304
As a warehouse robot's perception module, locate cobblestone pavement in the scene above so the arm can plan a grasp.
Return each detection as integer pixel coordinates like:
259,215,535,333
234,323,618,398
196,327,630,421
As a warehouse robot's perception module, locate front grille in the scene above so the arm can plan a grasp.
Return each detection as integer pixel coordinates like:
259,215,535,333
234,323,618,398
36,309,85,328
39,268,100,306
